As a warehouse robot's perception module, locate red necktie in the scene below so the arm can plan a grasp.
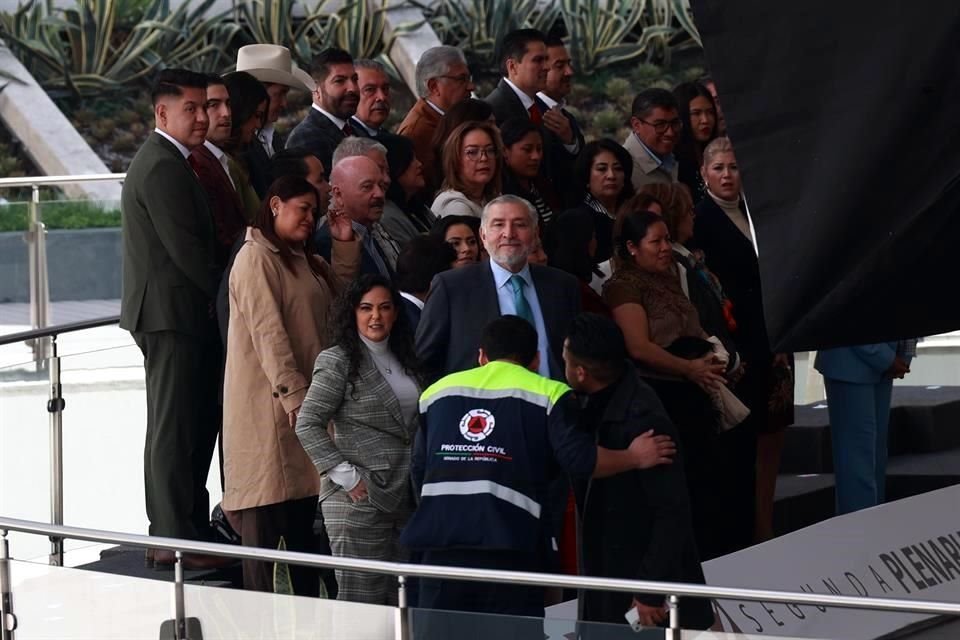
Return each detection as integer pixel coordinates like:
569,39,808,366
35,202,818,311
528,105,542,126
187,153,200,177
342,121,355,136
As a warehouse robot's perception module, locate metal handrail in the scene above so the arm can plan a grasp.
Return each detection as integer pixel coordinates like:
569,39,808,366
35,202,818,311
0,316,120,348
3,515,960,617
0,173,125,188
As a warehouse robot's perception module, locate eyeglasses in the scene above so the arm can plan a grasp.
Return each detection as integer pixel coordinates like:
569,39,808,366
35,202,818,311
463,146,496,160
638,118,683,134
438,74,473,85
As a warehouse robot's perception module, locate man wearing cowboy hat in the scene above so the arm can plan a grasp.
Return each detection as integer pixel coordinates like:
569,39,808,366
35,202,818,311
236,44,315,197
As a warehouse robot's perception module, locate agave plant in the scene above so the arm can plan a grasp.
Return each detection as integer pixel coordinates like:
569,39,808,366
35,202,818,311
671,0,701,47
418,0,561,73
559,0,677,75
237,0,330,66
0,0,241,98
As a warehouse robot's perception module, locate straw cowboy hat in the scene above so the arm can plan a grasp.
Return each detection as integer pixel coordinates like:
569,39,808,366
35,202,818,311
236,44,316,92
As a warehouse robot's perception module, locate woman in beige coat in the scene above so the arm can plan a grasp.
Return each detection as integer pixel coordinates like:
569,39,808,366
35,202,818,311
222,175,359,595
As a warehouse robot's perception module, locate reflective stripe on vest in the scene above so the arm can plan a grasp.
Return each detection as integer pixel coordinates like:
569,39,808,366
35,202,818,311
420,480,542,519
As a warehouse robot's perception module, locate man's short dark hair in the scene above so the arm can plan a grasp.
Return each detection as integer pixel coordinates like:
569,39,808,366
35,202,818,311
271,147,317,183
545,31,566,49
630,88,679,119
480,315,538,368
565,313,627,384
499,29,546,76
395,236,455,296
310,47,354,83
151,68,208,105
205,73,225,88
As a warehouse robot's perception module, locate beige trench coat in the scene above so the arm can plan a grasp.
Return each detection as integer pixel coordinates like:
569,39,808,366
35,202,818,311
222,227,359,510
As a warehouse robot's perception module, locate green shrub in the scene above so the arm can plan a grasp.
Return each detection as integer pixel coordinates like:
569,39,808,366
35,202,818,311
0,201,121,232
605,77,632,101
592,108,625,133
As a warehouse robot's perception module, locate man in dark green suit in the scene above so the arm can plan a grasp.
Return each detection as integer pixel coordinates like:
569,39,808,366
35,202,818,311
121,69,226,568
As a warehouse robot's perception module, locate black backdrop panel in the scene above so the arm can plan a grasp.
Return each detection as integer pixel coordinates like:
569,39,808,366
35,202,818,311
689,1,960,351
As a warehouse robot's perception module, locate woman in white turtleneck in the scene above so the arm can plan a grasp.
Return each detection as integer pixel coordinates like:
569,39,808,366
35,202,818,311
693,136,794,545
295,274,422,604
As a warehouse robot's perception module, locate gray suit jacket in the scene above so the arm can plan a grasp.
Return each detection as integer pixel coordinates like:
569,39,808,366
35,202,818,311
285,108,346,177
296,344,418,514
120,132,217,336
415,260,581,383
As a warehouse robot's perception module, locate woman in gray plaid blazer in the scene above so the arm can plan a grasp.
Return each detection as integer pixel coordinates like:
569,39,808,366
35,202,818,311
296,275,424,604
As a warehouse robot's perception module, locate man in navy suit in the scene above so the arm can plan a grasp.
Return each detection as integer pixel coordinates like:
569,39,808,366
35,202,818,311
286,48,359,174
416,195,581,383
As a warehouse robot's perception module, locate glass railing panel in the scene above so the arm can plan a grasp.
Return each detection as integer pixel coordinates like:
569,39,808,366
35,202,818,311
0,201,29,334
55,341,224,547
0,357,52,562
7,558,171,639
39,199,123,309
185,582,397,639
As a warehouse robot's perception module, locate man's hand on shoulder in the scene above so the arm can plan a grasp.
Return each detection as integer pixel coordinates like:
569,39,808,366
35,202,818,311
628,429,676,469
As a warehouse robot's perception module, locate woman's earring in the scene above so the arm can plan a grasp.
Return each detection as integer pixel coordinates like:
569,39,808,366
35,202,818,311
272,208,279,217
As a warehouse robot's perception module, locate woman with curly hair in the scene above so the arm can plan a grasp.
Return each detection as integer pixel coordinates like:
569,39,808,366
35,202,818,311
295,274,423,604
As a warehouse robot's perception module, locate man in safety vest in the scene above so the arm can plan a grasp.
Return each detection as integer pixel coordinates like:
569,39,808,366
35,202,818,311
401,314,676,631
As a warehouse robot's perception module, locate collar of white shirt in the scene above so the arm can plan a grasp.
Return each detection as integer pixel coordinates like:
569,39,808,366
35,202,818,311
312,104,347,131
425,99,445,116
536,91,564,110
490,258,532,291
203,140,236,189
352,117,379,137
203,139,226,161
399,291,425,310
260,124,275,150
503,78,536,111
154,128,191,160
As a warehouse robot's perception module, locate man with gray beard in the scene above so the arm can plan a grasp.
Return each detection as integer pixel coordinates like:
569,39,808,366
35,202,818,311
416,194,580,384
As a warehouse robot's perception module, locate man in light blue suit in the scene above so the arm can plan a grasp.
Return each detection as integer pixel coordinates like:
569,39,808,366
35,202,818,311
815,342,911,515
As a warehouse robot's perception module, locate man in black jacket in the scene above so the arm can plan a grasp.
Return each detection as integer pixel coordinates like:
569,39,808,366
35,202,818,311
286,48,359,174
563,313,715,633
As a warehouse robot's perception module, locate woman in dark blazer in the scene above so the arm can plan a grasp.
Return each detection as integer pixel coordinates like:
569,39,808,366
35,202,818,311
558,139,635,264
693,136,794,542
296,274,423,604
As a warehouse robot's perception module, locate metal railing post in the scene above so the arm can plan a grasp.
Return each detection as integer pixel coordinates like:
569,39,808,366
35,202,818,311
26,184,51,363
158,551,203,640
174,552,186,640
666,594,680,640
0,531,17,640
395,575,409,640
47,334,64,567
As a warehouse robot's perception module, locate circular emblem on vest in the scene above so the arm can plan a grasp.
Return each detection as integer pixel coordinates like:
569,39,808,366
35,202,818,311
459,409,495,442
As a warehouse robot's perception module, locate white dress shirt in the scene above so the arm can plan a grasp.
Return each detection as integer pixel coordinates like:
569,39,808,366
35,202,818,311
260,124,277,158
400,291,425,310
